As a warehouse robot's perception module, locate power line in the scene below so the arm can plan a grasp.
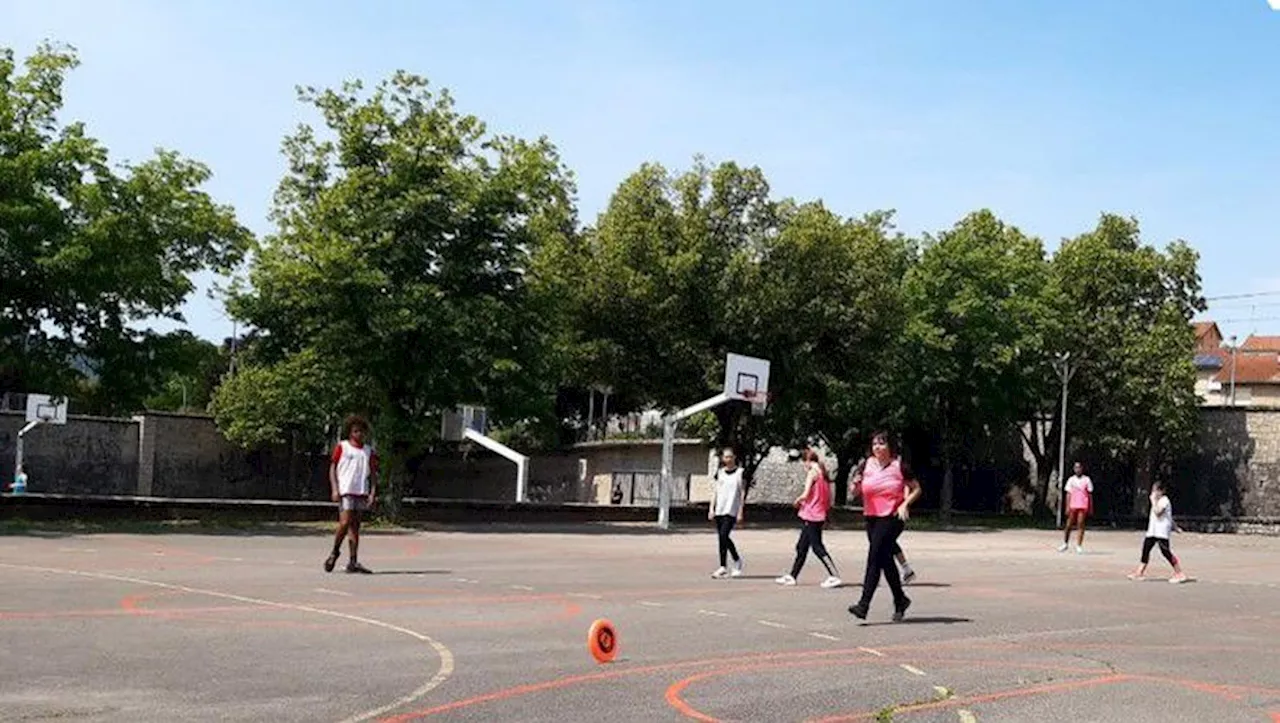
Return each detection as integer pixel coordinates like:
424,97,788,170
1203,290,1280,302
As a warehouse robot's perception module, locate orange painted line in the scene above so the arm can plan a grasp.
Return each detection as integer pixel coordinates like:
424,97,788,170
665,658,1112,722
810,675,1131,723
381,648,1112,721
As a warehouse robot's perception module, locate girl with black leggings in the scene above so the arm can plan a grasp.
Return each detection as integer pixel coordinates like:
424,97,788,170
776,447,842,588
708,448,745,579
848,431,922,622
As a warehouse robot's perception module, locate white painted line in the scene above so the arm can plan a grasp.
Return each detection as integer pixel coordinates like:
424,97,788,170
757,620,787,629
510,584,535,591
0,562,453,723
957,710,978,723
698,609,730,617
568,593,603,600
858,647,886,657
638,601,663,608
899,663,926,676
810,632,841,641
315,588,353,597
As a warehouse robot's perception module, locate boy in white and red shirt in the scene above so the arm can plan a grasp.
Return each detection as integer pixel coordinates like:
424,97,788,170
325,415,378,574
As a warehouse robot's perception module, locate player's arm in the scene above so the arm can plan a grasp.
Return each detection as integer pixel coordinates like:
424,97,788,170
368,450,379,504
329,445,343,502
708,471,718,520
850,459,867,500
796,465,817,506
735,480,745,523
898,460,922,520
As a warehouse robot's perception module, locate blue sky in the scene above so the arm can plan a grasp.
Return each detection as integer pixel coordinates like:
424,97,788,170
7,0,1280,345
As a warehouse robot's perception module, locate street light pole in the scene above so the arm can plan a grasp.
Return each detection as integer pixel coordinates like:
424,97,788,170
1228,335,1238,406
1052,353,1079,529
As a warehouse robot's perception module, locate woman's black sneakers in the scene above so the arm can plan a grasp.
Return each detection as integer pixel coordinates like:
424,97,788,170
892,597,912,622
847,602,868,620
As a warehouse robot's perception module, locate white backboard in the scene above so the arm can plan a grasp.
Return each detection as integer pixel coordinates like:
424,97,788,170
441,405,488,441
724,353,770,402
26,394,68,425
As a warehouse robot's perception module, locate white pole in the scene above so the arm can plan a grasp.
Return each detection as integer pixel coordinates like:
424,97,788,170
1053,353,1077,529
659,392,732,529
462,428,530,502
14,419,42,486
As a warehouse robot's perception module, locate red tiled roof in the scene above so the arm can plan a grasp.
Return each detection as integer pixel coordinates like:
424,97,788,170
1212,354,1280,384
1241,335,1280,353
1192,321,1224,353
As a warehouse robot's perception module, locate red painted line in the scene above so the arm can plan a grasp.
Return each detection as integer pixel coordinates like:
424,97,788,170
811,675,1130,722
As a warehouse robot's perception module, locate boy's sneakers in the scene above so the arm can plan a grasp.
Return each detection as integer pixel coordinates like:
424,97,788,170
346,562,373,574
731,558,745,578
820,576,843,589
1126,572,1146,581
901,566,916,585
1169,573,1188,584
775,574,797,586
1057,543,1069,553
324,553,339,573
1075,545,1084,554
711,566,730,579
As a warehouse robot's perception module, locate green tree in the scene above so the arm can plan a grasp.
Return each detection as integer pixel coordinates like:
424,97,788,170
740,203,916,502
903,210,1056,520
534,158,780,483
214,71,576,515
1029,214,1203,515
0,43,251,407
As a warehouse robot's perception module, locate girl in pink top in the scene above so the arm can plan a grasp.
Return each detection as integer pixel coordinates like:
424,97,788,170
1059,461,1093,554
849,431,922,622
775,447,842,588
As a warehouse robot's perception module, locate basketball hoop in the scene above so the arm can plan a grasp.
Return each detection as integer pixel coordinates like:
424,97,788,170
743,390,768,416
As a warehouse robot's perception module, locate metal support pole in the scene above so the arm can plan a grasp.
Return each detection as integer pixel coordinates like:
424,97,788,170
658,392,731,529
1053,353,1077,529
14,419,42,487
463,428,530,503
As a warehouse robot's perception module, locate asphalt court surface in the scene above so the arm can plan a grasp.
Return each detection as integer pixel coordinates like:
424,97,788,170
2,524,1279,722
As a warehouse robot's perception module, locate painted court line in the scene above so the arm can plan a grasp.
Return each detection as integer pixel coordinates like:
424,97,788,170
0,562,453,723
567,593,603,600
810,632,841,641
757,620,787,629
698,609,729,617
315,588,353,597
858,647,886,657
510,585,535,592
900,664,927,676
639,601,664,608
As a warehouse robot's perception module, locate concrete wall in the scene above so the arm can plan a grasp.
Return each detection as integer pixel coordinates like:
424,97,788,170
142,412,330,500
1,411,138,495
5,408,1279,519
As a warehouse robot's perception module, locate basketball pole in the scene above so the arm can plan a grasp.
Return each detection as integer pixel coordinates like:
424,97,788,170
14,419,43,483
659,392,731,529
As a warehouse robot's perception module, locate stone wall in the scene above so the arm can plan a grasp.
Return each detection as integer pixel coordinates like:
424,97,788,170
1,411,139,495
1173,407,1280,517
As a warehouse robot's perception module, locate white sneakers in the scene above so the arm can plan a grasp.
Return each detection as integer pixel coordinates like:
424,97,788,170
774,574,843,588
712,558,745,579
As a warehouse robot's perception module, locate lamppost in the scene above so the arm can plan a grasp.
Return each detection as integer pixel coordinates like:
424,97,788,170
1228,335,1238,406
1052,352,1079,529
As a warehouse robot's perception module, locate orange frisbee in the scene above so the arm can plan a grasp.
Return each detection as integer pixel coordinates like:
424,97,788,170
587,619,618,664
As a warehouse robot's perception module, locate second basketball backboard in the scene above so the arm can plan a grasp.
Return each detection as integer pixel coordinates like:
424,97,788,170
723,353,770,403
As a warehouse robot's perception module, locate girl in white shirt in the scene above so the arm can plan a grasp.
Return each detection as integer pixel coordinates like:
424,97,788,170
708,448,745,579
1128,481,1188,584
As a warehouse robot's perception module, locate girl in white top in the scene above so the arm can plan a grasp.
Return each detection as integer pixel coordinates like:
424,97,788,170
1128,481,1188,583
708,448,745,579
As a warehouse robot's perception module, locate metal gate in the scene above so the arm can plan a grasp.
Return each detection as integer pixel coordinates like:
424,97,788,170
611,471,690,507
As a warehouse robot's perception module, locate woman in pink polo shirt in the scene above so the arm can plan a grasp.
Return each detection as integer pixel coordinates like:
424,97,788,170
849,431,922,622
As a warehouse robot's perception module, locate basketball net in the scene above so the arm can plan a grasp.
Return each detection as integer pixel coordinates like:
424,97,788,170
743,390,768,416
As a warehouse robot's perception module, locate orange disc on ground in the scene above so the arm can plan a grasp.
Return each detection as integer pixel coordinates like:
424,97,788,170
587,619,618,664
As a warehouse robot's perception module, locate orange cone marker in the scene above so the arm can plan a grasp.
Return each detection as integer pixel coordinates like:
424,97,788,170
587,619,618,664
